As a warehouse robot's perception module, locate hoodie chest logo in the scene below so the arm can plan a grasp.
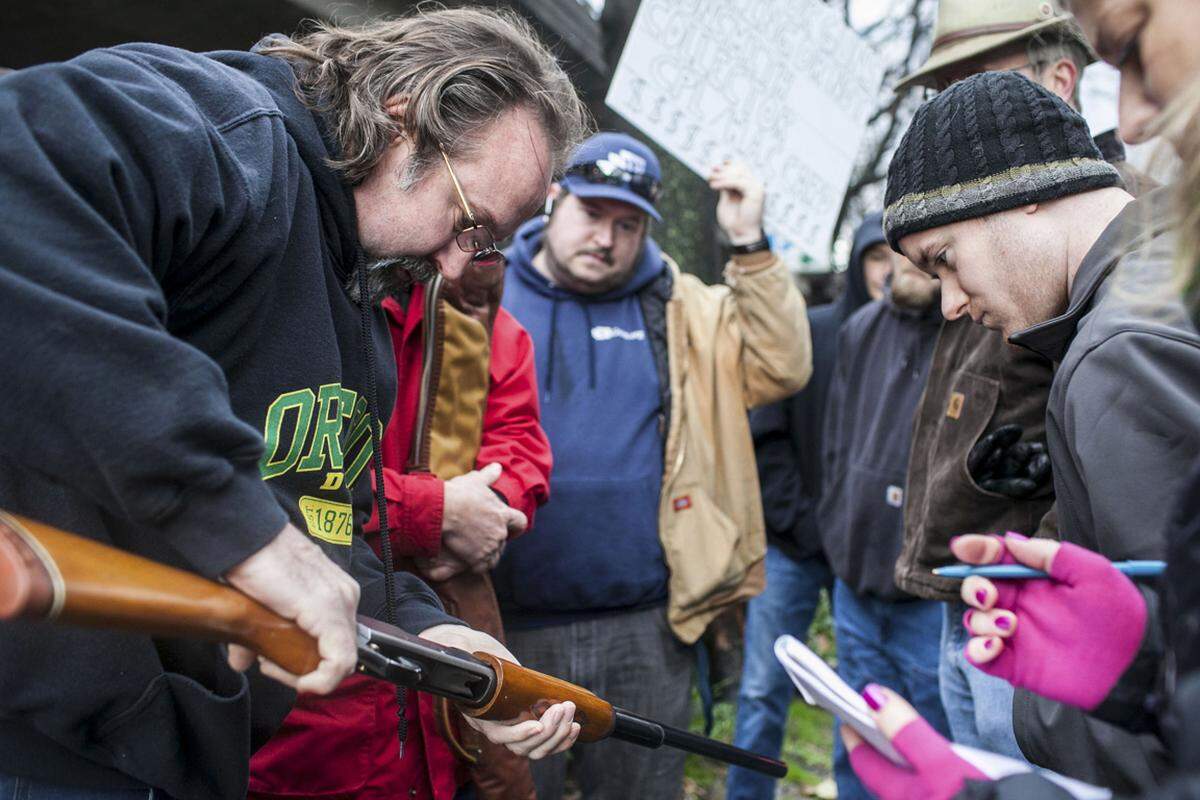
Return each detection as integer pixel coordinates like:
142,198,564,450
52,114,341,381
591,325,645,342
885,486,904,508
258,384,375,546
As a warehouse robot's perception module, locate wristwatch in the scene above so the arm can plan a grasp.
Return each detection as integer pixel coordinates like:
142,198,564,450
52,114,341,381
729,233,770,255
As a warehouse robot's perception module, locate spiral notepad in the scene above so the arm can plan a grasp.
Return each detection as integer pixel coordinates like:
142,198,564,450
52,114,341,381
773,635,1111,800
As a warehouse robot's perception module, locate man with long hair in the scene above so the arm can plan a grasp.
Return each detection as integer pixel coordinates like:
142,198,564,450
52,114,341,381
0,7,588,799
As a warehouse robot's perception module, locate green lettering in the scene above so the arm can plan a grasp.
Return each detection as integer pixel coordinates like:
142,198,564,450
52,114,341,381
259,389,316,481
298,384,356,472
343,395,375,488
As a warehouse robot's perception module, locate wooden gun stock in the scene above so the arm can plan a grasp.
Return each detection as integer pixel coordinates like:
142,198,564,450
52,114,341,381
0,511,615,739
463,652,616,742
0,510,320,675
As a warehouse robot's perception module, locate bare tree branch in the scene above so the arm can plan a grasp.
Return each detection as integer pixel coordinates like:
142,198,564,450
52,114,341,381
827,0,934,253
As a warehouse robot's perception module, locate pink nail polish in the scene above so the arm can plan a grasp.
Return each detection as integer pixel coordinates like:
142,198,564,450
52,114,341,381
862,684,887,711
984,638,995,650
976,589,987,605
996,616,1012,631
1005,531,1029,542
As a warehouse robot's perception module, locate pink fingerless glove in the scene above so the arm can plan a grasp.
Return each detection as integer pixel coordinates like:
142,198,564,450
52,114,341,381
849,716,988,800
965,537,1147,710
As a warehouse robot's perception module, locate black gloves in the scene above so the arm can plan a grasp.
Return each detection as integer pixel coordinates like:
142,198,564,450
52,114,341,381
967,424,1052,499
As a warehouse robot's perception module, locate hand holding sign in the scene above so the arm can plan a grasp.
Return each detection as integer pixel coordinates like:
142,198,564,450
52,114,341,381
709,161,765,246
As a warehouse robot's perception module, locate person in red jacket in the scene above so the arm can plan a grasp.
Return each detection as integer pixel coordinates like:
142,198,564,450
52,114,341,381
249,269,553,800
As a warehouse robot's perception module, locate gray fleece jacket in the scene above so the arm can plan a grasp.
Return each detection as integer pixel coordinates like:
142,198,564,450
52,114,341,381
1006,188,1200,791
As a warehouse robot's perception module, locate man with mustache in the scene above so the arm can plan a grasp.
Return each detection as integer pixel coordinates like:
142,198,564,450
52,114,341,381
494,131,812,799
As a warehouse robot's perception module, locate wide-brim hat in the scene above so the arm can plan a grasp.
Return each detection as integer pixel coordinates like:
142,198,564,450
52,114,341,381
896,1,1091,92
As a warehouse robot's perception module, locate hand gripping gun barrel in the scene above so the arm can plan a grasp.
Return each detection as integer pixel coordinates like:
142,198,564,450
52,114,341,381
0,511,787,778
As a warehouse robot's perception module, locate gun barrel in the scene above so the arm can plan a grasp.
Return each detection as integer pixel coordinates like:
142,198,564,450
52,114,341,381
613,709,788,779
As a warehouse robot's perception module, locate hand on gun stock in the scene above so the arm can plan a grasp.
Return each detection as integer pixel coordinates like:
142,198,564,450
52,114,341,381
0,510,568,756
223,522,360,695
419,622,581,758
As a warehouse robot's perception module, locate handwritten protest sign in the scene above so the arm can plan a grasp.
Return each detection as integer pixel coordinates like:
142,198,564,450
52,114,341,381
606,0,884,269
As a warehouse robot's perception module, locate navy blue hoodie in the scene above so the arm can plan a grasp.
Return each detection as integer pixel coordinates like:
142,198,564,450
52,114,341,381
0,43,453,799
749,213,881,561
818,280,942,601
494,218,670,625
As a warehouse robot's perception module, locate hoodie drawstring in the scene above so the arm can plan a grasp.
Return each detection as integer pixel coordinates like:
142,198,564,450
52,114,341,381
545,297,559,397
582,303,597,390
355,252,408,757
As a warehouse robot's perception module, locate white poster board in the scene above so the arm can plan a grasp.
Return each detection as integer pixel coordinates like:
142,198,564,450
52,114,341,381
606,0,885,268
1080,61,1182,184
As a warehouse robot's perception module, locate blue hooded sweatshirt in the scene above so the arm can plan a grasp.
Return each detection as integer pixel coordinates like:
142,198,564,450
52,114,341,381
494,217,670,626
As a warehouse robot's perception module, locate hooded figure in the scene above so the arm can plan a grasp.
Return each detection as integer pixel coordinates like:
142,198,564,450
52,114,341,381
749,212,880,561
494,132,812,800
725,214,882,799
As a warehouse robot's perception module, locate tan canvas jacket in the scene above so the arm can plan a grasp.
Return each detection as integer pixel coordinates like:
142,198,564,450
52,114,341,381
660,250,812,643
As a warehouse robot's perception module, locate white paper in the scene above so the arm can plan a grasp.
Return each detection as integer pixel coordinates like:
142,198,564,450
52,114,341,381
774,635,1111,800
605,0,885,262
1080,61,1121,136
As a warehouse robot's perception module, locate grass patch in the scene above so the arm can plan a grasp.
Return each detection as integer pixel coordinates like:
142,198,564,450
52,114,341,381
681,590,838,799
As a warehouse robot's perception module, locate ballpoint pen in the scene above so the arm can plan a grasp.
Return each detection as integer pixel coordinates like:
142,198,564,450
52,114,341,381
932,560,1166,580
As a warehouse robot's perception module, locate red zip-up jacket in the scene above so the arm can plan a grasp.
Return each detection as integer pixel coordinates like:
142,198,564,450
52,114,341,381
249,281,551,800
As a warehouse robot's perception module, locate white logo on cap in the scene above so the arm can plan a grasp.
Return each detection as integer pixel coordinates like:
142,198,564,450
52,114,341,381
597,148,647,176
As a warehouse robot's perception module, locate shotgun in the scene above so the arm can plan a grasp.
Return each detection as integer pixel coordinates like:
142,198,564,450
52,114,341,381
0,510,787,778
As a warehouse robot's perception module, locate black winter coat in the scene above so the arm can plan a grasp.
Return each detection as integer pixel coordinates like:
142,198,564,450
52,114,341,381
0,43,454,800
750,213,879,561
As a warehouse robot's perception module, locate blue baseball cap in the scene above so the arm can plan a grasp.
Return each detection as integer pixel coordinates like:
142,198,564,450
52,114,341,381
559,132,663,222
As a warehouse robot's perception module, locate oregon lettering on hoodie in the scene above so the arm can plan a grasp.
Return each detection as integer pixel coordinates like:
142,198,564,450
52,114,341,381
259,383,376,545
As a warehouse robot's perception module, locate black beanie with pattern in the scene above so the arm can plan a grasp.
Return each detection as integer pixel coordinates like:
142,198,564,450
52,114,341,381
883,71,1123,252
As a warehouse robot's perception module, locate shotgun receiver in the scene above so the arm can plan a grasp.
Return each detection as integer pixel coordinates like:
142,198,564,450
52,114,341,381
0,510,787,778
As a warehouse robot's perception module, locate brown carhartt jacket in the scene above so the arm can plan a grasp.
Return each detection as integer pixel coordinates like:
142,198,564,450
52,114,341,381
895,318,1056,601
661,250,813,643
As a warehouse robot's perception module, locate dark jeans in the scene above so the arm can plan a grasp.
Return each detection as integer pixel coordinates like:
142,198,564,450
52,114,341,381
831,580,950,800
726,547,832,800
0,777,168,800
504,604,693,800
